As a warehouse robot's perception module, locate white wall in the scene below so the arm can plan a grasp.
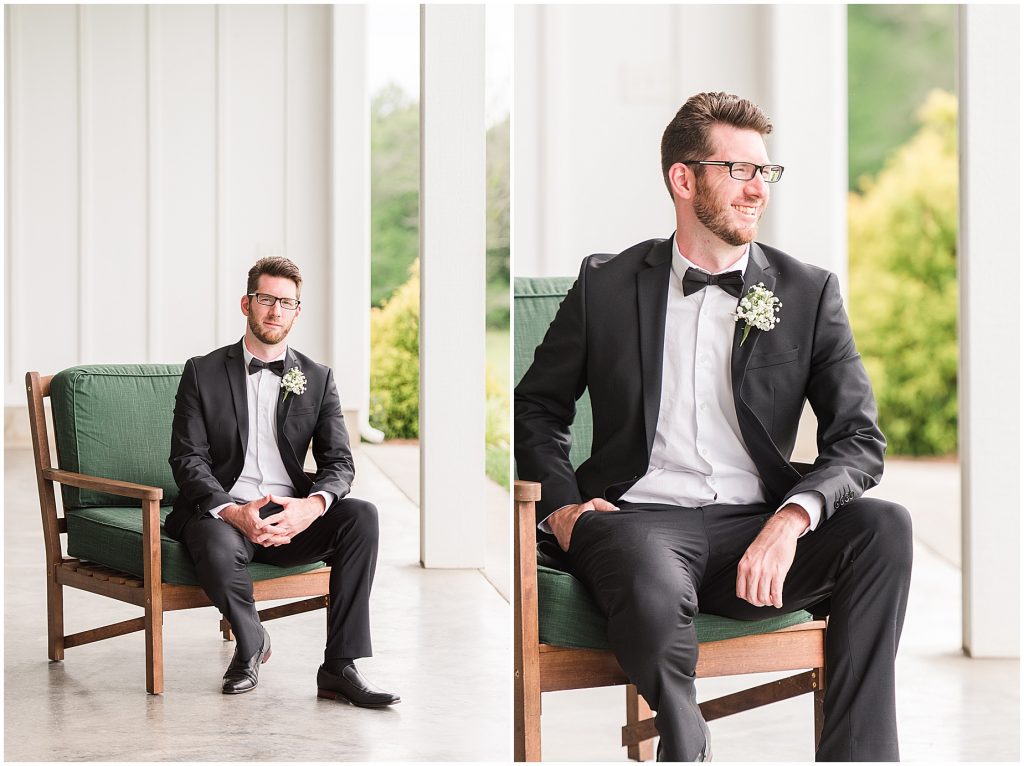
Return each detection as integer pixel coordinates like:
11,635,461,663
5,5,366,412
513,5,847,281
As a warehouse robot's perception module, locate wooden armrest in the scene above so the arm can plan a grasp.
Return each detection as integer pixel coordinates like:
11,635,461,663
514,479,541,503
43,468,164,501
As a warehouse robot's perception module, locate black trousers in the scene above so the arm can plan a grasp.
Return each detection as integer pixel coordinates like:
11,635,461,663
567,497,913,762
181,497,379,662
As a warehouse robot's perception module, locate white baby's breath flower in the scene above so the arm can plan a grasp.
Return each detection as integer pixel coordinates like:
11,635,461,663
281,367,307,401
734,283,782,346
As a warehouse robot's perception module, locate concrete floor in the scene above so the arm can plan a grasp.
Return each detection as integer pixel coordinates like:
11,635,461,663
539,459,1020,761
5,445,511,761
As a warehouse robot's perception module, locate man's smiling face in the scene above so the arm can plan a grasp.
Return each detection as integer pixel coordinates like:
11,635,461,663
691,124,771,247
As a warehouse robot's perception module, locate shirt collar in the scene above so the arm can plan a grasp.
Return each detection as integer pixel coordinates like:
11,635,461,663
241,339,288,367
671,235,749,286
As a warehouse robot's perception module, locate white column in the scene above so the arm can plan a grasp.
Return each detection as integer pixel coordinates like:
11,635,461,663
958,4,1020,658
766,5,848,280
419,4,486,568
330,5,371,429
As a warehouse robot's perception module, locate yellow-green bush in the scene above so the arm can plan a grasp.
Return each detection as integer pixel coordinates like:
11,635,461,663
848,90,958,455
369,260,420,439
369,260,512,488
485,362,510,489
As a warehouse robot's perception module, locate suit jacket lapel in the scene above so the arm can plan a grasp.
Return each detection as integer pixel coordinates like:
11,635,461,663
638,237,674,458
276,347,296,447
730,242,777,392
225,341,249,453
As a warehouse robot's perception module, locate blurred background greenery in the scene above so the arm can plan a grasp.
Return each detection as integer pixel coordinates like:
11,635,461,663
368,85,510,488
847,5,957,457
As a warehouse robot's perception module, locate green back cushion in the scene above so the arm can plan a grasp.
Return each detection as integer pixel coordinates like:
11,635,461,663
50,365,183,509
513,277,592,469
65,506,324,586
538,565,813,649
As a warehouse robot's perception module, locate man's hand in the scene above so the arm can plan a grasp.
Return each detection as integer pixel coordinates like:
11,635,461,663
548,498,619,552
260,493,324,543
735,504,810,608
219,496,291,547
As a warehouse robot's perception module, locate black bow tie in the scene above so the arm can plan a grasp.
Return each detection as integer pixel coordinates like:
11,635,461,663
248,359,285,376
682,267,744,299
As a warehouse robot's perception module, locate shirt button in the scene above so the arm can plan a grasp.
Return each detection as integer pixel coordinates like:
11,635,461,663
699,402,708,411
700,448,709,456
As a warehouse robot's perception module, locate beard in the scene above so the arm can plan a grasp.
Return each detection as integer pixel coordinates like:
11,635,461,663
248,311,294,345
693,181,763,247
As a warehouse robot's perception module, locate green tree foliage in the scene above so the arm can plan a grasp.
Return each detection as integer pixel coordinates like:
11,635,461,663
848,90,957,455
487,116,511,329
369,260,420,439
371,84,419,307
848,5,955,190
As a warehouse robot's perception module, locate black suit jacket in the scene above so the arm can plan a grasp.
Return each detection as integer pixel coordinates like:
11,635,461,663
515,236,886,527
165,340,354,541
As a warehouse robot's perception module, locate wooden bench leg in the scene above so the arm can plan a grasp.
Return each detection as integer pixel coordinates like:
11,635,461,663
46,570,65,661
145,601,164,694
813,665,826,751
220,617,234,641
626,685,655,762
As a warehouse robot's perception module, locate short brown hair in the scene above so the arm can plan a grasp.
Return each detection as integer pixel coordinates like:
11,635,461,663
247,256,302,297
660,92,773,196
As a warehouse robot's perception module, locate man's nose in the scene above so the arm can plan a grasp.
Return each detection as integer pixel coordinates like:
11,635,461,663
744,171,769,198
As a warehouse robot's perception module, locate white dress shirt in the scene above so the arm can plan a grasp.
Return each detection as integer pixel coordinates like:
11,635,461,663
541,238,823,534
209,343,332,519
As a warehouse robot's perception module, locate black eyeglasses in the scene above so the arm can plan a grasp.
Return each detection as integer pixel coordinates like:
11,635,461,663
682,160,785,184
248,293,301,310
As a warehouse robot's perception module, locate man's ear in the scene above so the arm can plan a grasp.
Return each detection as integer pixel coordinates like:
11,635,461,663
240,294,251,316
668,162,695,202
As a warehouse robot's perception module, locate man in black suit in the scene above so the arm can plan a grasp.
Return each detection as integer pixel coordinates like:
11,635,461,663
515,92,912,761
168,256,399,705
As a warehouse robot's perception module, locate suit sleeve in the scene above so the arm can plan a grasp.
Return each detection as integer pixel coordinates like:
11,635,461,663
169,358,235,516
309,367,354,502
783,272,886,523
514,258,590,521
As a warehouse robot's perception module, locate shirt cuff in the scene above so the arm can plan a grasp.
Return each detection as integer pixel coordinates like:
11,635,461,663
311,491,334,517
777,491,824,537
209,502,232,519
538,504,575,535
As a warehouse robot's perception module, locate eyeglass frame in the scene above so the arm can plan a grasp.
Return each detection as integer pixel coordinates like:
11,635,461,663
247,292,302,310
680,160,785,183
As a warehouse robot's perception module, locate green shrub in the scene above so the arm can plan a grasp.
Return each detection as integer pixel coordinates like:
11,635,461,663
848,90,958,456
486,361,510,489
369,260,420,439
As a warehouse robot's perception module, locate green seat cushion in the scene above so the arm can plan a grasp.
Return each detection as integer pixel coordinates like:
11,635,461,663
66,506,325,586
50,365,184,509
514,277,592,470
537,565,813,650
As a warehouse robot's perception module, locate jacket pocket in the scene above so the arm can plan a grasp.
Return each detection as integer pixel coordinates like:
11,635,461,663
747,346,800,370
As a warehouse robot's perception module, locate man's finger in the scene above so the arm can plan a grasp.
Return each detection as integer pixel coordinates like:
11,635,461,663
591,498,619,512
262,511,284,525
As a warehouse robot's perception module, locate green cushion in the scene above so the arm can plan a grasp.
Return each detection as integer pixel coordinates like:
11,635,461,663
514,277,592,470
50,365,183,509
65,505,326,586
538,565,813,650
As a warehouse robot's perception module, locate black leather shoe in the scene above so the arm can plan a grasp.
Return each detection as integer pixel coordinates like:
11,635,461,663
222,627,271,694
316,663,400,707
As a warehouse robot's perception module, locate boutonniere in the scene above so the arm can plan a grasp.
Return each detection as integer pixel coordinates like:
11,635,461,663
281,367,307,401
734,282,781,346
